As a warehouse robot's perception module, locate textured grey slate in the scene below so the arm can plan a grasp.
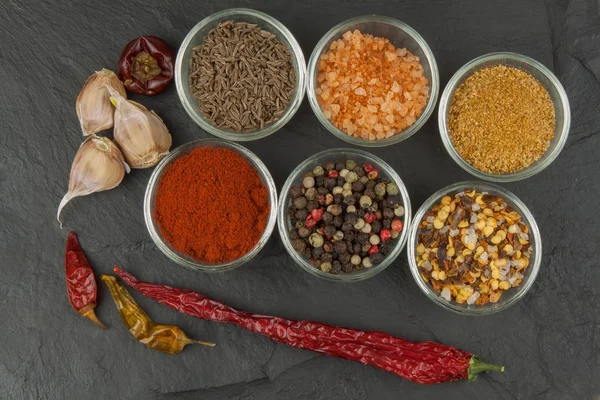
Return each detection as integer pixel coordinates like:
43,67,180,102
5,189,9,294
0,0,599,399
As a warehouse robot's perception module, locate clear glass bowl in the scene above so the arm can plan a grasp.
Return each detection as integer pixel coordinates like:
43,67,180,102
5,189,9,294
306,15,439,148
438,52,571,182
175,8,307,141
144,139,278,272
278,148,412,282
407,181,542,315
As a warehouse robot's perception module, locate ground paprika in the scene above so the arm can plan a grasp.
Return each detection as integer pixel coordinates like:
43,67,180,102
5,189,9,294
154,147,269,264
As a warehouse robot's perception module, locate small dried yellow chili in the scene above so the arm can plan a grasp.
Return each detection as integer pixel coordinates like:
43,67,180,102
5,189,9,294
101,275,215,354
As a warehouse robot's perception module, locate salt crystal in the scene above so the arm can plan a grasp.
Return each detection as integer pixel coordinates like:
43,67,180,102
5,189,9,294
487,245,497,253
455,192,465,198
466,228,475,236
470,214,478,223
441,288,451,301
440,226,449,234
449,229,460,237
519,233,529,240
392,81,401,93
331,104,340,114
508,277,518,285
467,292,480,305
472,203,481,211
426,216,435,223
480,252,488,261
421,261,432,271
354,87,366,96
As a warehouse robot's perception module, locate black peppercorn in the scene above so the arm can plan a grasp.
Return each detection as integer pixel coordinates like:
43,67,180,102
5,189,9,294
342,263,353,273
323,242,334,253
333,215,343,228
321,252,333,262
298,226,311,238
341,222,354,232
306,201,319,211
382,219,391,229
333,241,347,254
324,224,336,236
344,231,355,242
293,196,307,209
354,166,366,177
384,195,401,207
343,195,355,205
383,207,395,219
335,161,345,171
322,212,333,224
289,229,300,240
331,261,342,274
365,180,377,190
334,193,343,204
357,209,366,218
364,188,376,199
324,177,337,191
336,177,345,187
312,247,324,259
338,252,351,264
344,213,358,224
371,253,384,264
380,243,391,256
351,181,365,192
324,161,335,171
371,220,382,233
295,209,308,221
315,175,325,187
305,187,317,200
356,233,370,244
292,239,306,252
317,186,329,195
352,243,362,254
290,186,303,198
352,192,362,203
302,249,312,259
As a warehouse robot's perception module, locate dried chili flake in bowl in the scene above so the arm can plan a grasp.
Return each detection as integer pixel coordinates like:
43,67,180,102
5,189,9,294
408,182,541,315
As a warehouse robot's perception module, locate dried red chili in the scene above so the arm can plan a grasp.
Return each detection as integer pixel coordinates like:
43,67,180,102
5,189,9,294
114,267,504,384
118,36,175,96
65,232,105,329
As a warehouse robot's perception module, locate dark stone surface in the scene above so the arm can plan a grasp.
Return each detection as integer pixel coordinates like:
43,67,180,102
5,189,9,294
1,0,599,398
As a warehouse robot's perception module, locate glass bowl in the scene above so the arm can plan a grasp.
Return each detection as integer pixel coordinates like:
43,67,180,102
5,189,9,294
278,148,412,282
407,181,542,315
306,15,439,147
175,8,307,141
438,52,571,182
144,139,278,272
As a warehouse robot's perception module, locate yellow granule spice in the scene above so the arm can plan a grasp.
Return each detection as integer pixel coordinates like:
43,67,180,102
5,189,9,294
316,30,429,140
448,65,555,174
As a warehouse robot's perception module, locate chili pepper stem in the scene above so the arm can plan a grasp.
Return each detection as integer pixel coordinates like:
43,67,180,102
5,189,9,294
192,339,216,347
80,307,107,330
468,356,504,381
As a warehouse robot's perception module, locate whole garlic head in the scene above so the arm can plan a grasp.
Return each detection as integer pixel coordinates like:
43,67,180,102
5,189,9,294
108,87,172,169
76,69,126,136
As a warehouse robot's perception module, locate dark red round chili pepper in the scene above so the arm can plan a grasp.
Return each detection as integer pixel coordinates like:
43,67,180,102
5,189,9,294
118,36,175,96
65,232,105,329
114,267,504,384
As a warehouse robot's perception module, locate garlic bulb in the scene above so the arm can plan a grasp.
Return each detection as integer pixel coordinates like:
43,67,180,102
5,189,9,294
108,87,172,169
76,69,126,136
57,136,130,226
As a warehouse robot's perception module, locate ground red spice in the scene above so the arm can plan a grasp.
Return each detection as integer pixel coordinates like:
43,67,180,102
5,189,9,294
154,147,270,264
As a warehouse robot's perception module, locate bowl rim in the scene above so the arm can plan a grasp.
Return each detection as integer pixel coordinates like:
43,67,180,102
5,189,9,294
174,8,307,142
438,51,571,182
306,15,439,148
277,147,412,282
144,138,279,272
406,181,542,315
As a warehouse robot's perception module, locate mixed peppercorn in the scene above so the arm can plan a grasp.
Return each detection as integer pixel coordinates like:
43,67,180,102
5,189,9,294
416,190,532,305
288,159,405,274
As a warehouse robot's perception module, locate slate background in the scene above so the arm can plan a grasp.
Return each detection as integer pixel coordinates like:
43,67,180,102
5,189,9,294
1,0,599,399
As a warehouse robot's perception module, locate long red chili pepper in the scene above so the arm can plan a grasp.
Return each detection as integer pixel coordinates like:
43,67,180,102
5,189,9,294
65,232,106,329
114,267,503,384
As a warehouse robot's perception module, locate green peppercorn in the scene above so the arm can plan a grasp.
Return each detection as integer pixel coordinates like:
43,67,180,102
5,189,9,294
394,205,405,217
369,235,381,245
303,176,315,188
374,182,386,197
332,186,344,195
347,205,357,213
346,160,357,170
386,182,400,195
339,168,349,178
320,262,332,273
293,196,307,209
359,176,369,184
354,218,365,230
313,165,325,176
327,204,343,216
345,171,359,183
309,233,324,248
361,223,372,233
291,239,307,252
305,187,317,201
333,231,344,241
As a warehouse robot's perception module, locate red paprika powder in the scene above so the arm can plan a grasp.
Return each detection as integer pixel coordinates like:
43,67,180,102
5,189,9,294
154,147,270,264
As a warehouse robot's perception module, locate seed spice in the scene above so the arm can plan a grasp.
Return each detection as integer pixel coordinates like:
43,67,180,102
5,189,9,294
317,30,429,140
288,160,405,274
416,190,532,305
448,65,555,174
190,21,296,132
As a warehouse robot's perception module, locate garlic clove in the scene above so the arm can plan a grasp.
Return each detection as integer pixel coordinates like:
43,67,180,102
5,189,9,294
108,87,172,169
57,136,129,227
76,69,126,136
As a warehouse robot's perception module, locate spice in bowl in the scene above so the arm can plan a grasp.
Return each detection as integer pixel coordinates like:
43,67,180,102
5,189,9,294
288,160,405,274
416,190,532,305
448,65,555,174
316,30,430,140
189,21,296,132
154,147,270,264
